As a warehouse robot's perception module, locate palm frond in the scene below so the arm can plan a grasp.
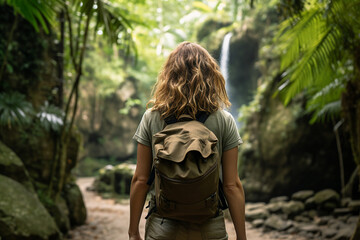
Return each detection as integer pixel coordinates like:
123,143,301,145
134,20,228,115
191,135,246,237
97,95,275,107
0,92,34,128
282,26,342,104
308,100,341,124
95,1,135,57
276,6,323,71
3,0,61,33
36,102,64,132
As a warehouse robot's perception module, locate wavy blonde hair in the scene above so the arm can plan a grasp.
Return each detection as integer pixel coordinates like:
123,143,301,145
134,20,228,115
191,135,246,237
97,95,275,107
147,42,231,119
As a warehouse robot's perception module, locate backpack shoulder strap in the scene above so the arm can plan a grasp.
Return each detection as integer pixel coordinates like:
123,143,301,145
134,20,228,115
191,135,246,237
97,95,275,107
195,111,209,124
164,111,210,125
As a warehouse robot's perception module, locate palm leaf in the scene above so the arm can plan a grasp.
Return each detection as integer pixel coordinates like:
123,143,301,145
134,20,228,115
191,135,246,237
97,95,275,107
2,0,61,33
0,92,34,128
37,102,64,132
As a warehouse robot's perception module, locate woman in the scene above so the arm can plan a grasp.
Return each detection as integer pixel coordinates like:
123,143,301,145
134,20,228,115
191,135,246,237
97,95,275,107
128,42,247,240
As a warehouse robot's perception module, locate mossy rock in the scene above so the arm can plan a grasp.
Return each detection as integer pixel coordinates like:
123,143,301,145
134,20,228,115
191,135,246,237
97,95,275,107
93,163,135,195
63,183,87,227
0,174,61,239
0,141,35,193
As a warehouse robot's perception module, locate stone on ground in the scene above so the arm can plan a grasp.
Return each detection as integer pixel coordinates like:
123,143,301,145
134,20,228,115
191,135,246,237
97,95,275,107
0,174,61,239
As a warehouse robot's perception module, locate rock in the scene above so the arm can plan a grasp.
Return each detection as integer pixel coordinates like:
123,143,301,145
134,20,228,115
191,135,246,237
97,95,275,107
329,219,347,230
348,200,360,212
64,182,87,227
281,201,305,218
93,163,135,195
113,163,135,194
322,228,337,238
0,174,61,239
291,190,314,202
264,215,293,231
333,227,354,240
49,196,71,233
298,224,320,234
305,197,316,209
294,215,311,223
270,196,288,203
341,198,351,208
251,219,264,228
245,202,266,211
333,208,353,216
313,189,340,208
347,216,359,225
245,207,269,221
316,216,333,225
0,141,35,193
266,202,282,213
301,210,317,219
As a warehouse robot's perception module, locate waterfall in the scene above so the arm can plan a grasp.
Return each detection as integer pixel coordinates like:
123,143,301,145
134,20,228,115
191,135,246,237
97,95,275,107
220,32,239,124
220,32,232,85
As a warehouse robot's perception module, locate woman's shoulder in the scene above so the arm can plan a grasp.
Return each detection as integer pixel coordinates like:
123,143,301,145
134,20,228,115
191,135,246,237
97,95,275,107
142,108,162,122
210,109,235,122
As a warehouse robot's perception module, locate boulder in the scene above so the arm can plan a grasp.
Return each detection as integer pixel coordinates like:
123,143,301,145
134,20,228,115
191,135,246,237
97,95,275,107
93,163,135,195
264,215,293,231
333,227,354,240
291,190,314,202
313,189,340,207
113,163,135,195
0,142,35,193
245,207,269,221
322,228,337,238
298,224,320,234
251,219,264,228
245,202,266,211
49,197,71,233
0,174,61,239
270,196,288,203
63,182,87,227
281,201,305,218
348,200,360,212
305,197,316,209
266,202,282,213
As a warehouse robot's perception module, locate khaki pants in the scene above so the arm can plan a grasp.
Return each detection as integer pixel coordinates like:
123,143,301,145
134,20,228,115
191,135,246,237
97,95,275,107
145,211,228,240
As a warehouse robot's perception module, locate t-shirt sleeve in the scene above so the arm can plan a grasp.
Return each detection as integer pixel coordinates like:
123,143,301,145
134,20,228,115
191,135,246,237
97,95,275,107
133,110,151,147
223,112,243,151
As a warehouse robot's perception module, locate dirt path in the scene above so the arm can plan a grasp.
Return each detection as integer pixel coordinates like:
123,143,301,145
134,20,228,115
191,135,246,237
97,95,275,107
66,178,306,240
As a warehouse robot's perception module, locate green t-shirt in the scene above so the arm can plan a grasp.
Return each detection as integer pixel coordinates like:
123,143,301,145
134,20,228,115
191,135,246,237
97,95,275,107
133,108,243,159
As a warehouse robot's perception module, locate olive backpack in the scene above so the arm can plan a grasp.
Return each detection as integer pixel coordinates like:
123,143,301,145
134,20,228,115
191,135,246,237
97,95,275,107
146,112,228,223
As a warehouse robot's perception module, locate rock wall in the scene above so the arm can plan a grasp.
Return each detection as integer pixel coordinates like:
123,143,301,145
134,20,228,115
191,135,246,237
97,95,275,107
0,7,86,239
239,80,355,202
76,77,141,161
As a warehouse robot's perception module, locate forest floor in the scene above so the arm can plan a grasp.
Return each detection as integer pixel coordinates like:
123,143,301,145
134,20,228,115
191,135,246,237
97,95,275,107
66,177,306,240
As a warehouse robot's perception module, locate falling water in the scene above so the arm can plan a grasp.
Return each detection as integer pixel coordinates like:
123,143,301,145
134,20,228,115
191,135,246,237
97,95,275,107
220,32,239,124
220,32,233,86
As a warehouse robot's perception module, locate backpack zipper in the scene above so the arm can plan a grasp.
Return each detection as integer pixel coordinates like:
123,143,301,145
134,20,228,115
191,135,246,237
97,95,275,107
155,161,218,184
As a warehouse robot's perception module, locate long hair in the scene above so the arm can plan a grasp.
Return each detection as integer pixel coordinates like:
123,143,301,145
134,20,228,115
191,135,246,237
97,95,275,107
147,41,231,119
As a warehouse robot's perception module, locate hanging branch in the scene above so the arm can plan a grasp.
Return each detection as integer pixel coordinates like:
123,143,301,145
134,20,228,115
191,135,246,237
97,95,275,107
56,12,92,199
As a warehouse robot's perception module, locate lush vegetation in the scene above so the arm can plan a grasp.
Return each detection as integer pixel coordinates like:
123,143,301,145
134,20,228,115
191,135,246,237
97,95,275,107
1,0,360,238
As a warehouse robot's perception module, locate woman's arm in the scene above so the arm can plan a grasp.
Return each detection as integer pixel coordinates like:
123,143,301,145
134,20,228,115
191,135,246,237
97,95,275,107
222,147,247,240
128,143,152,240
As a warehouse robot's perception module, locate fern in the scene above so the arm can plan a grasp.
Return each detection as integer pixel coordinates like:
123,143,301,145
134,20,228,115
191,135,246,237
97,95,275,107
0,92,34,128
36,102,64,132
